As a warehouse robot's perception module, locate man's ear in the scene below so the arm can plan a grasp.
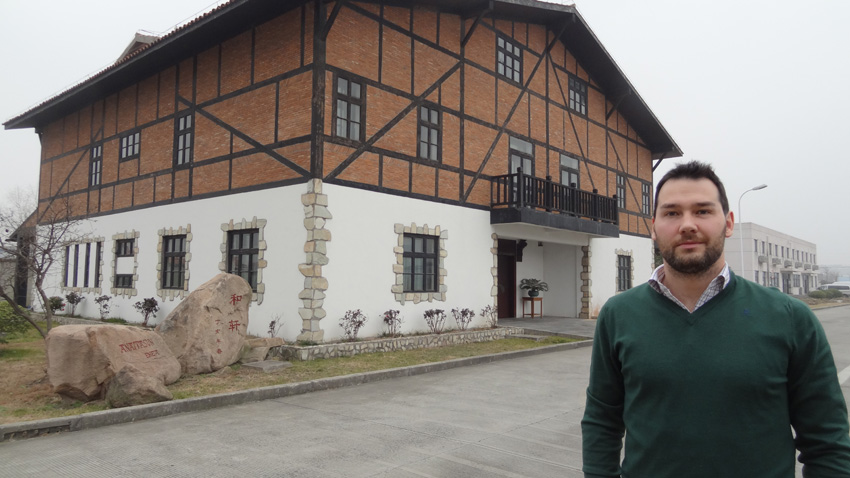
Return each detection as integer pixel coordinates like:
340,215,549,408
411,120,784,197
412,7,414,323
650,217,657,241
725,211,734,238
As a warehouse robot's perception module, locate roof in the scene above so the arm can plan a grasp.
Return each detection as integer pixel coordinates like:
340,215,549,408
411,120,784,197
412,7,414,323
3,0,681,159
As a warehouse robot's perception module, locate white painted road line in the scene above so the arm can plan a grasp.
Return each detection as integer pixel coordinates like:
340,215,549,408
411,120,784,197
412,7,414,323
838,365,850,385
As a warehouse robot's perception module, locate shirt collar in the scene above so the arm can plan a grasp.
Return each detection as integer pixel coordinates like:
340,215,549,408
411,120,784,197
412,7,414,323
648,263,731,312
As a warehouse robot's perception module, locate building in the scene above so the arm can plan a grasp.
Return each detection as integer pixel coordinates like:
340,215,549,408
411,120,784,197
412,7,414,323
727,222,818,295
3,0,680,341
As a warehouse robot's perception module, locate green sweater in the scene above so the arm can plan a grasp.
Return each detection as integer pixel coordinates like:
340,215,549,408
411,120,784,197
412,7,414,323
581,275,850,477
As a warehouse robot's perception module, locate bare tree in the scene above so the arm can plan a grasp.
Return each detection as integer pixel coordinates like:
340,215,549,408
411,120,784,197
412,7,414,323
0,188,87,339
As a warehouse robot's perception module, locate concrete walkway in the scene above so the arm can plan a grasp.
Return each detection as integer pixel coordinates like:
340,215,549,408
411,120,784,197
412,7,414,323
499,316,597,339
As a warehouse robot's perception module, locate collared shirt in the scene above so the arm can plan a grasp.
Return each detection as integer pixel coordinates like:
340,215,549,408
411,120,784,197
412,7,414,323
648,263,731,313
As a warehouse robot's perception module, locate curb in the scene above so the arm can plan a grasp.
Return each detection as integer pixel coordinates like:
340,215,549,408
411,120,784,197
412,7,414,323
0,339,592,442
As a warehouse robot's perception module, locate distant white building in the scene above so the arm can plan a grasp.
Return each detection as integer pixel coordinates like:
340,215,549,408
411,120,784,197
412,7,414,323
727,223,818,295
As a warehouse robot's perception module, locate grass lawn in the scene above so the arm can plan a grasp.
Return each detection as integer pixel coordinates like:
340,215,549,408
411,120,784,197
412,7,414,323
0,324,578,425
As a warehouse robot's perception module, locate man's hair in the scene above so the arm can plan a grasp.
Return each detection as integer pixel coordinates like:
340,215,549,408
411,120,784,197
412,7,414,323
653,160,729,216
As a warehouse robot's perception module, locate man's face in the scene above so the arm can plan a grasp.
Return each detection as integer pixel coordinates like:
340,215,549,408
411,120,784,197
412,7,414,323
652,178,734,276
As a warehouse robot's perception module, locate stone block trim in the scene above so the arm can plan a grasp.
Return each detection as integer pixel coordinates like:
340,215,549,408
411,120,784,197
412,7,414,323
156,225,192,302
391,222,448,305
111,230,139,298
60,236,106,296
580,245,591,319
490,233,499,308
274,327,524,361
297,179,330,343
218,217,267,305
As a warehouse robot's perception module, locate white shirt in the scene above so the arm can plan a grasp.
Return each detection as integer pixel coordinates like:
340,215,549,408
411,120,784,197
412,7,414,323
648,263,731,312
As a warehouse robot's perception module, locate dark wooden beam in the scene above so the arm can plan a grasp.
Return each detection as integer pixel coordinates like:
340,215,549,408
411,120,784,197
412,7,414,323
321,0,345,41
606,89,631,120
461,1,493,48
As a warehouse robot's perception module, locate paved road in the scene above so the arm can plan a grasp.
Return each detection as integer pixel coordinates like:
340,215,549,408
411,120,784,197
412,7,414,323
1,307,848,477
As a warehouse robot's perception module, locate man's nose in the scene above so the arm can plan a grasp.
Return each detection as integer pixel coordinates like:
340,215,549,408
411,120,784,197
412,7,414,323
678,213,698,233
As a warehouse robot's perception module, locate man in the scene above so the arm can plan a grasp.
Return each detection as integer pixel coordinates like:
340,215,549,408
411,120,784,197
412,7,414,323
581,161,850,477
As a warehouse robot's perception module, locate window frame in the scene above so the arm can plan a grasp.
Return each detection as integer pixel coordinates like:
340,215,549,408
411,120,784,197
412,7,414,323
228,229,260,292
568,76,588,115
90,144,103,187
641,182,651,215
119,131,141,161
114,274,133,288
559,154,580,188
116,239,134,257
333,75,365,143
617,254,632,291
161,235,187,290
174,112,194,167
497,35,522,83
402,233,439,293
616,175,626,209
417,104,441,162
94,241,102,288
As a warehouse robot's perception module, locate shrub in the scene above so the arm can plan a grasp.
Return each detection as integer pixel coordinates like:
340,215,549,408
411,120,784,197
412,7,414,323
65,292,85,316
382,309,403,337
94,295,112,321
451,307,475,331
267,313,284,338
825,289,845,299
808,290,827,299
810,289,845,299
48,296,64,313
0,302,30,343
339,309,367,341
480,305,498,328
423,309,446,334
133,297,159,327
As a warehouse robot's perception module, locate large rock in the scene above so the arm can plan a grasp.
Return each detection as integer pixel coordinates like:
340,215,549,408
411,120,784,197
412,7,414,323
46,325,181,402
155,273,251,375
105,364,174,408
240,337,285,363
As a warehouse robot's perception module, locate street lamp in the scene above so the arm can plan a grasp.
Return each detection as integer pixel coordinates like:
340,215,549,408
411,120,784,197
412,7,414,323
738,184,768,280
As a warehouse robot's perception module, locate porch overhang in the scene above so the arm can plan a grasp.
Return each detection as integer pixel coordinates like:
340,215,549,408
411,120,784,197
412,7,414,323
491,207,619,238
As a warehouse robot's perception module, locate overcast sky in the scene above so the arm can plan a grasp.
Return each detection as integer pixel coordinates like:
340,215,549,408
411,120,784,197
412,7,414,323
1,0,848,264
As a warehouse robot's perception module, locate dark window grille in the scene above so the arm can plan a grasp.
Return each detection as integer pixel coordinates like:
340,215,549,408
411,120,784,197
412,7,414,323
418,105,441,161
641,182,651,215
116,239,134,257
228,229,259,291
403,234,438,293
617,175,626,208
334,77,363,141
84,243,91,288
175,113,194,166
569,77,587,115
94,242,102,288
63,245,70,287
162,235,187,290
560,154,579,188
90,145,102,187
617,255,632,291
115,274,133,288
497,36,522,83
73,244,79,287
119,132,140,160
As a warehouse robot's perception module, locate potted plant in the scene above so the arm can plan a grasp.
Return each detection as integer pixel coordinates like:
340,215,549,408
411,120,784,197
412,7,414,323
520,278,549,297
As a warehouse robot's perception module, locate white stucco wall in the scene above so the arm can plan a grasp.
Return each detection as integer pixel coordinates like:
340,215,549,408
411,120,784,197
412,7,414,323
514,242,580,318
588,233,654,317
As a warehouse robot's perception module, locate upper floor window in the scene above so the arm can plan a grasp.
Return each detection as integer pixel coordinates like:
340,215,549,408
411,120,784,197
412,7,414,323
334,76,364,142
120,131,141,160
641,182,651,215
509,137,533,175
162,235,187,290
403,233,438,293
569,77,588,115
175,113,194,166
90,144,103,187
228,229,259,291
497,36,522,83
418,105,441,161
616,175,626,209
560,154,579,188
116,239,134,257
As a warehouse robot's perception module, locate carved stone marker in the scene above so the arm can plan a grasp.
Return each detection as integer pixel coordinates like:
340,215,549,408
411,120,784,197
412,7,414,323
155,273,251,375
46,324,181,402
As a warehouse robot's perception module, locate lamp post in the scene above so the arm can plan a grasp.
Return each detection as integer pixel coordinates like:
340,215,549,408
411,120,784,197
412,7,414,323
738,184,768,281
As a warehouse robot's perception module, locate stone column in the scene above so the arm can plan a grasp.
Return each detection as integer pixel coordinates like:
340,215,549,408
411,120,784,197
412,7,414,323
297,179,331,343
580,245,592,319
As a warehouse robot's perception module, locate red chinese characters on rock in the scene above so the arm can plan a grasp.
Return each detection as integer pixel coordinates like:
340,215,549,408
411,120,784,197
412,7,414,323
230,294,243,306
229,320,241,332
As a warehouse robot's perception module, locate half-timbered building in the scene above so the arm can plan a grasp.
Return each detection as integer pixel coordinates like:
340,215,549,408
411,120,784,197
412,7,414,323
4,0,681,341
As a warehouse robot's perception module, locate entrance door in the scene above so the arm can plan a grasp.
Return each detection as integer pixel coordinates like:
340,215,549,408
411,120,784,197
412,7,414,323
497,239,517,319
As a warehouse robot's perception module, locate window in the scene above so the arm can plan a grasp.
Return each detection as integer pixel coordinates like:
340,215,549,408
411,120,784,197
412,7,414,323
403,234,438,293
616,175,626,208
228,229,259,291
617,255,632,291
119,131,140,160
116,239,134,257
641,182,651,215
162,235,186,290
334,77,363,141
569,76,588,115
754,271,759,283
418,105,441,161
94,241,102,288
90,144,102,187
497,35,522,83
509,137,533,174
63,245,70,287
560,154,579,188
175,113,194,166
84,243,91,288
793,274,801,287
72,244,79,287
115,274,133,288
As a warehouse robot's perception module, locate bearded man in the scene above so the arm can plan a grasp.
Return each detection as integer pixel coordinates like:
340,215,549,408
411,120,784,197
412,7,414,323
581,161,850,477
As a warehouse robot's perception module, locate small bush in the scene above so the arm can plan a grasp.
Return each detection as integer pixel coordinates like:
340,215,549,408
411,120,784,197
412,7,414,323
808,290,827,299
0,302,30,343
423,309,446,335
451,307,475,331
810,289,845,299
94,295,112,321
133,297,159,327
65,292,85,316
480,305,498,328
267,313,284,338
382,309,403,337
104,318,127,324
339,309,367,341
48,296,64,313
825,289,845,299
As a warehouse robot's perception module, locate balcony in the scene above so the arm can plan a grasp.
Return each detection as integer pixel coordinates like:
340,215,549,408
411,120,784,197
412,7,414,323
490,172,619,237
804,263,812,270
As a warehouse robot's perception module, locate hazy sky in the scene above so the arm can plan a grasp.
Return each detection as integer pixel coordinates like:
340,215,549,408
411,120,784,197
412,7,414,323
1,0,848,264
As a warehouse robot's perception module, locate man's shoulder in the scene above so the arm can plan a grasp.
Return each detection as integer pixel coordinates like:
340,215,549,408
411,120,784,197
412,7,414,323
729,277,814,316
600,283,656,312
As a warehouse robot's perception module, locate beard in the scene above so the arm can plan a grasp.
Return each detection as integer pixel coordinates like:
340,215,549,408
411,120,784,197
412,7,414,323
657,230,725,276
